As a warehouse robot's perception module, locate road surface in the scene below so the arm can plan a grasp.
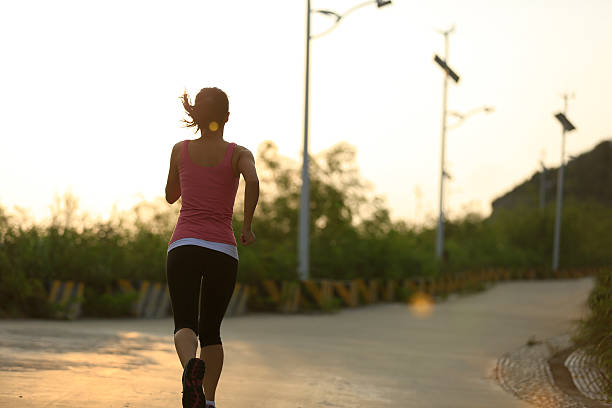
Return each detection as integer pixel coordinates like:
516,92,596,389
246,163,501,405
0,278,594,408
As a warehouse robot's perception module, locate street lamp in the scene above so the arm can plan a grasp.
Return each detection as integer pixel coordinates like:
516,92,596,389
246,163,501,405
298,0,391,281
433,26,493,261
433,26,458,261
447,106,494,130
434,26,493,259
433,29,494,261
552,95,576,271
433,104,493,257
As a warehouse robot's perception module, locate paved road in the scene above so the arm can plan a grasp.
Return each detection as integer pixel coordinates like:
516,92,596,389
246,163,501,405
0,278,594,408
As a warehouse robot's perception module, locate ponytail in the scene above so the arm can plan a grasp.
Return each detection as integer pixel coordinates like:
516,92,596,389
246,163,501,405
181,91,199,132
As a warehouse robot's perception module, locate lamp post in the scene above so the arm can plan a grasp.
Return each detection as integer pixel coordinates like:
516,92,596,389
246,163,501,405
552,94,576,271
432,27,492,261
434,105,493,250
298,0,391,281
433,26,459,261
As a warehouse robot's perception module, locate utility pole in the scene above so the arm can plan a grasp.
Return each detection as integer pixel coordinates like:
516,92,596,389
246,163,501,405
435,26,455,260
297,0,391,280
552,93,576,271
298,0,312,281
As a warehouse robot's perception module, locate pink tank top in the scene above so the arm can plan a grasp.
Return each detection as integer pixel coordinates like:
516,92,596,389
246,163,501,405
169,140,239,246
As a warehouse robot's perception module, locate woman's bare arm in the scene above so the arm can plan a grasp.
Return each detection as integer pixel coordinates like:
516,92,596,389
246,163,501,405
237,148,259,245
165,142,181,204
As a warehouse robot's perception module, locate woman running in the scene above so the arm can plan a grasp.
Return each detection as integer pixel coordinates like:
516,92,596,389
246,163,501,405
165,87,259,408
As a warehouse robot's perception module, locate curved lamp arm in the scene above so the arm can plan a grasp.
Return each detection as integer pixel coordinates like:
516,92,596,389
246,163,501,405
311,0,391,40
447,105,494,131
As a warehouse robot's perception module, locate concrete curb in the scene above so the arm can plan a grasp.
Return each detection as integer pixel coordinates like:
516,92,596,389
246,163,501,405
496,334,611,407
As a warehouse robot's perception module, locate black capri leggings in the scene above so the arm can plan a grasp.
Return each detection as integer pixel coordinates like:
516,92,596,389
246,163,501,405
166,245,238,347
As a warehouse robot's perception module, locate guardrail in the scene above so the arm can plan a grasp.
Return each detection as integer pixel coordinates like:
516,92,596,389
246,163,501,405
43,267,607,319
244,267,605,314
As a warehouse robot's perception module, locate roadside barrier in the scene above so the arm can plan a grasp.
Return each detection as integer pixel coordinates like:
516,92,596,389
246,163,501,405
422,277,435,295
382,280,397,302
369,280,380,303
300,279,333,309
439,275,451,295
46,280,84,320
117,279,170,318
354,278,378,304
53,267,602,319
333,280,359,307
411,277,426,293
526,268,537,279
252,280,301,313
225,283,249,317
354,279,368,303
279,281,301,313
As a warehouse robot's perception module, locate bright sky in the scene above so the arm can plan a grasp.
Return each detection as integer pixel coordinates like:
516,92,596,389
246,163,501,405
1,0,611,224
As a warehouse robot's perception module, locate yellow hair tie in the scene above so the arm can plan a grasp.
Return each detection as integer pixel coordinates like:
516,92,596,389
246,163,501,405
208,121,219,131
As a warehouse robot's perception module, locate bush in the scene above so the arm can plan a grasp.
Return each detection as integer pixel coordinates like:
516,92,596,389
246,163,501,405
81,287,139,317
573,268,612,400
0,269,53,318
1,142,612,318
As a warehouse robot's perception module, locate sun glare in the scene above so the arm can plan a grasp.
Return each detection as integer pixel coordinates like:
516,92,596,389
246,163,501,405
409,292,434,318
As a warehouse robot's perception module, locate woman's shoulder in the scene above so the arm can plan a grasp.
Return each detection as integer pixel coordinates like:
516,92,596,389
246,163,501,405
170,140,185,159
230,144,255,174
172,140,187,152
233,144,256,162
234,143,253,157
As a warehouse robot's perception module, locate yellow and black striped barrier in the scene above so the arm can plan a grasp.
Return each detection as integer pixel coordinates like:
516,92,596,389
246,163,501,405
226,283,249,317
436,276,447,294
255,280,301,313
42,266,601,319
333,280,359,307
403,278,422,298
47,280,84,320
382,280,397,302
422,277,435,295
369,280,380,303
279,281,301,313
300,279,333,309
354,279,374,304
117,279,170,318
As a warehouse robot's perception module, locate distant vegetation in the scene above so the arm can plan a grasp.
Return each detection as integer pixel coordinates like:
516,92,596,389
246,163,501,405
1,140,611,317
492,140,612,212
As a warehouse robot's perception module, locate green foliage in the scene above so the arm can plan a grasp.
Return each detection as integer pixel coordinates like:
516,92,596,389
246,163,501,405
0,141,611,318
0,193,177,317
396,286,414,303
82,287,139,317
318,297,342,313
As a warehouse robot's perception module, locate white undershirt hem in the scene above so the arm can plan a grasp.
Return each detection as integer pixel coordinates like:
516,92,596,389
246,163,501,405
168,238,239,260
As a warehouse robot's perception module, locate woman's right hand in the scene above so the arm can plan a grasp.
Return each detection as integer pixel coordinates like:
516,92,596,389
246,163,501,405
240,228,256,246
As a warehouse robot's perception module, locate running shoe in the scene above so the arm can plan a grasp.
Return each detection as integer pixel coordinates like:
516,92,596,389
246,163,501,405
181,357,206,408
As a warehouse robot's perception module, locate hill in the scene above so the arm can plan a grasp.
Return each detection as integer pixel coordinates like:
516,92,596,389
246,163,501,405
491,139,612,212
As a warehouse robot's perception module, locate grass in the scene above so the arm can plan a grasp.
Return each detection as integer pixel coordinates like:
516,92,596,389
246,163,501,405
572,268,612,401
